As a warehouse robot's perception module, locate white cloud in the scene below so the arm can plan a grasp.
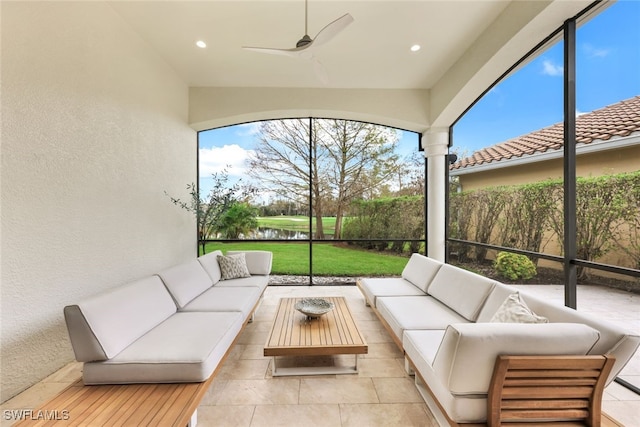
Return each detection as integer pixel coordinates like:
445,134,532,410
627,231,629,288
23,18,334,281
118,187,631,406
235,122,262,137
542,59,563,76
199,144,253,177
582,43,610,58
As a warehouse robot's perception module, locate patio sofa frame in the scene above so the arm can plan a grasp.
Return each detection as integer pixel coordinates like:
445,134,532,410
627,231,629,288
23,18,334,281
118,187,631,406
29,250,272,426
357,253,639,426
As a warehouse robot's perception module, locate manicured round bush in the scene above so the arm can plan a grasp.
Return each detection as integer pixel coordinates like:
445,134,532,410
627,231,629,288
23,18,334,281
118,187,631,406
493,252,537,281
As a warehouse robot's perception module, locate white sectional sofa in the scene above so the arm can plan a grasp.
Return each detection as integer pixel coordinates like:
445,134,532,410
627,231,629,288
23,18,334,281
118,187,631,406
64,250,272,385
357,253,640,425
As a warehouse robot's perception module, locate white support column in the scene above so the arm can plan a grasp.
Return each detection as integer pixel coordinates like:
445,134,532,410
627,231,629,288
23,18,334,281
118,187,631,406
423,128,449,262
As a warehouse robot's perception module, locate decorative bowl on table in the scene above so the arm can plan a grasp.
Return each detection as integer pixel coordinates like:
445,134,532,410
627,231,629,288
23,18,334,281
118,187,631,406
295,298,335,319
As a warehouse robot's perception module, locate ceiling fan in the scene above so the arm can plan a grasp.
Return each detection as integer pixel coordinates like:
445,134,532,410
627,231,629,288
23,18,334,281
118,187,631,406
242,0,354,84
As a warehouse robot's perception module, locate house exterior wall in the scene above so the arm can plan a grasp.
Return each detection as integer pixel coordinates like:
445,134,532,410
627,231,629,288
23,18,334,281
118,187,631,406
1,2,196,401
457,144,640,191
576,145,640,177
454,144,640,272
457,158,563,191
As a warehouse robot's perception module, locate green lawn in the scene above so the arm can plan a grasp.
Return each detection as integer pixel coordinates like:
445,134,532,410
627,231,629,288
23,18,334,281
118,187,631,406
203,241,408,276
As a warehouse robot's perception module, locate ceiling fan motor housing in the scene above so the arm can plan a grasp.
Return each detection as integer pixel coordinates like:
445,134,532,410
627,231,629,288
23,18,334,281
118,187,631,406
296,34,313,48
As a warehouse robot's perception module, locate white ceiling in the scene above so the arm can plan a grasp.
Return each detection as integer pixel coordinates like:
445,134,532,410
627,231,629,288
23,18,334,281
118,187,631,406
107,0,598,131
108,1,512,89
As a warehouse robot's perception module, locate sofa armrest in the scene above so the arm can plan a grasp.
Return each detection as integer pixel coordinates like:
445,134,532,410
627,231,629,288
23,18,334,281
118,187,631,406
64,305,108,362
227,251,272,275
487,354,615,425
432,322,601,396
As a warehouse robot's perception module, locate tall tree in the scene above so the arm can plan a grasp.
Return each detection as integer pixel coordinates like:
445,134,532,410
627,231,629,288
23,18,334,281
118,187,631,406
316,120,399,238
248,119,400,239
247,119,325,237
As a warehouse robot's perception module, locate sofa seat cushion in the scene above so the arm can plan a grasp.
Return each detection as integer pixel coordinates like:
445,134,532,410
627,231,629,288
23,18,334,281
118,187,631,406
376,296,468,341
401,254,443,293
215,275,269,293
357,278,425,308
404,329,486,423
181,286,262,318
427,264,496,321
64,275,177,361
82,311,244,384
158,260,213,308
403,329,445,365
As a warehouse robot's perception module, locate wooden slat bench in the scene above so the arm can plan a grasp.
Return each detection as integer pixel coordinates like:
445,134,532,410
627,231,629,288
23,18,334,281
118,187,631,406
12,298,264,427
12,375,214,427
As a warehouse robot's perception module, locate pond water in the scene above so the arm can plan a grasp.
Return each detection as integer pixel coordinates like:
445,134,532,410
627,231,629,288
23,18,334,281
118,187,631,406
254,227,334,240
257,227,307,239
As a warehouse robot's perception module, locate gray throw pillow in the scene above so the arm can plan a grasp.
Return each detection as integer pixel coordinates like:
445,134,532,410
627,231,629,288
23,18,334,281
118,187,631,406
217,253,251,280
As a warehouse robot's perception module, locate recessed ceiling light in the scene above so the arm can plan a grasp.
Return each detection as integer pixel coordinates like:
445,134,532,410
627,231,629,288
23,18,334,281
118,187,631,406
196,40,207,48
410,44,421,52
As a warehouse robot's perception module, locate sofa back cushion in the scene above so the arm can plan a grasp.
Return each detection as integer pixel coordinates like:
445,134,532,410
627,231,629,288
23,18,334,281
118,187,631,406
433,322,601,396
520,292,634,356
198,250,224,284
478,285,640,384
475,282,518,322
427,264,496,321
158,259,213,308
64,275,176,361
401,253,443,293
227,250,273,275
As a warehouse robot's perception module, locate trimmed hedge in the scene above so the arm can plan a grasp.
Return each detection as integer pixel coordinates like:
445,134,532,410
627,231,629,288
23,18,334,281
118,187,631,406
450,171,640,277
344,171,639,275
342,196,424,253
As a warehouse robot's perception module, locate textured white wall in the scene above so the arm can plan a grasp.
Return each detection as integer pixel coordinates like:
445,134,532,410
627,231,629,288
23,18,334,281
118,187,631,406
1,2,196,401
189,87,431,133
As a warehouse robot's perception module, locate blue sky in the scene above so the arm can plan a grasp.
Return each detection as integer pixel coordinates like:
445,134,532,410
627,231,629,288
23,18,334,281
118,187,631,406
453,0,640,156
199,0,639,192
198,122,418,199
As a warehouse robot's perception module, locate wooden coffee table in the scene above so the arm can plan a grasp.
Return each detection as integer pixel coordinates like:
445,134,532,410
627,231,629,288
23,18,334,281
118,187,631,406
264,296,368,376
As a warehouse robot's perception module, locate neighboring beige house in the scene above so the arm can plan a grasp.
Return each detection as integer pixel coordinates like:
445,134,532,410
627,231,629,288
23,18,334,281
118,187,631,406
451,95,640,191
450,95,640,273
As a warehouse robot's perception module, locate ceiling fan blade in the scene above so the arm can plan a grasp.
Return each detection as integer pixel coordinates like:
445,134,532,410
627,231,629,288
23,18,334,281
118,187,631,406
242,10,353,61
312,13,354,48
311,56,329,85
242,46,306,57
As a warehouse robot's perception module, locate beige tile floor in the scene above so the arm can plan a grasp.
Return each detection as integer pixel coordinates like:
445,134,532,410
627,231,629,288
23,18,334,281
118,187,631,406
2,284,639,426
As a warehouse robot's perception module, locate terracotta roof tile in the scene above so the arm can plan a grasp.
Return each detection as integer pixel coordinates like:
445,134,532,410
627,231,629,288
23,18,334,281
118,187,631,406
451,96,640,170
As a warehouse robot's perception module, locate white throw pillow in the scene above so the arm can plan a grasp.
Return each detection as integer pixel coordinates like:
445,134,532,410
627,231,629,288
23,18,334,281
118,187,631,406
490,292,549,323
217,253,251,280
